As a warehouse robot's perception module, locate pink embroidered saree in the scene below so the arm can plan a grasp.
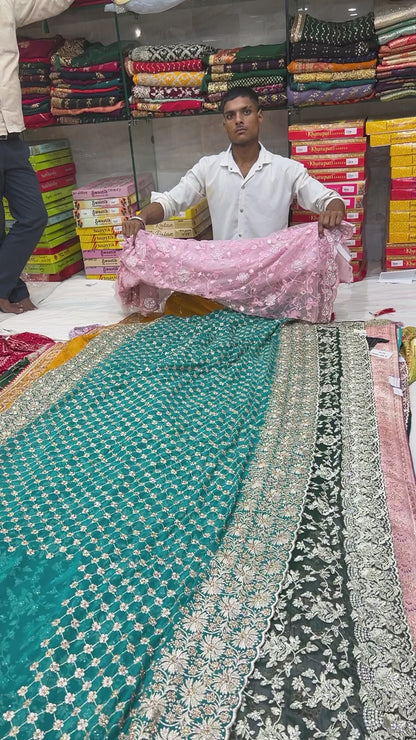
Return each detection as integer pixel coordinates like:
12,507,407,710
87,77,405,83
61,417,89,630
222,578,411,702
116,221,353,322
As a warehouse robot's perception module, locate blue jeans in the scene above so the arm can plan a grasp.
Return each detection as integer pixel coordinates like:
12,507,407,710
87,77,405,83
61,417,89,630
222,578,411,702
0,137,48,302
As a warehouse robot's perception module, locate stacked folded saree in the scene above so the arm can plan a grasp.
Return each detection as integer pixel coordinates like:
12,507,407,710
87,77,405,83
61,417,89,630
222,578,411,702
50,39,130,124
201,43,287,111
126,44,215,117
288,11,378,106
0,301,416,739
375,0,416,100
18,37,63,128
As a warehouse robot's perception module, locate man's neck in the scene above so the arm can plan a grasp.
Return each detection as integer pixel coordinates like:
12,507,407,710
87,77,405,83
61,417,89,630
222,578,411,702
231,141,261,177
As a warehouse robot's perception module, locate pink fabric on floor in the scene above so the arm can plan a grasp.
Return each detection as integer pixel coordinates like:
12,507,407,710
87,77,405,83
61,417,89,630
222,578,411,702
116,221,353,322
367,322,416,647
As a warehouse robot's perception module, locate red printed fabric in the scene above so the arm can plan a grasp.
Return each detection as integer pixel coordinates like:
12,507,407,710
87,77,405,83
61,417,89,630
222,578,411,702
125,59,203,74
59,61,121,73
52,85,121,96
18,37,63,60
377,61,416,72
129,99,203,112
51,101,124,115
0,333,55,375
387,33,416,50
380,42,416,56
23,112,58,128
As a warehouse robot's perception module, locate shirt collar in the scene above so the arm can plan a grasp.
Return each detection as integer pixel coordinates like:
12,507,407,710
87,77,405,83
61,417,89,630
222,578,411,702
220,143,271,171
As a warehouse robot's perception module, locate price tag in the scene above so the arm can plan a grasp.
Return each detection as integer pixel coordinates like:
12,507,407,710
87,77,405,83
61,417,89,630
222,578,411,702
346,158,359,165
370,348,393,359
344,127,358,135
393,387,404,396
294,145,307,153
389,376,401,388
391,260,404,267
346,171,359,179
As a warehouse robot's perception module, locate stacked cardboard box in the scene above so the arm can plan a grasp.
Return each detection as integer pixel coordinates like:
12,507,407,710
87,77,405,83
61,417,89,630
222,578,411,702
367,116,416,271
145,199,212,239
73,174,154,280
4,139,82,281
288,119,368,281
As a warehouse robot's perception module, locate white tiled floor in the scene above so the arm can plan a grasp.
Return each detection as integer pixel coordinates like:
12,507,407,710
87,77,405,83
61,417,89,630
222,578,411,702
1,266,415,462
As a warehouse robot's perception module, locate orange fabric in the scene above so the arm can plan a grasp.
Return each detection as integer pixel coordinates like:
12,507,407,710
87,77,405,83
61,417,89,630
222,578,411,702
287,59,377,73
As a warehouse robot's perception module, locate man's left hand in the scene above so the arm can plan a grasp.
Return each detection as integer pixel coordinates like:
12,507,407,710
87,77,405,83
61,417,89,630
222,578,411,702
318,199,346,238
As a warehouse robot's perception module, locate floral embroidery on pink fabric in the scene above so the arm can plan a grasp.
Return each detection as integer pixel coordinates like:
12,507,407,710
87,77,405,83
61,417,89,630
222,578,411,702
116,221,353,322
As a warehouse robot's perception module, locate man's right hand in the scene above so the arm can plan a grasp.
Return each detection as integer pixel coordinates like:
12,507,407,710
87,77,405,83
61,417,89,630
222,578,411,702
122,218,145,238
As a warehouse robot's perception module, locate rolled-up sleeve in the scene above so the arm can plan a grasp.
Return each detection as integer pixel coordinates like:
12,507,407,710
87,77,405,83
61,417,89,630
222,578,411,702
151,160,207,220
290,159,344,214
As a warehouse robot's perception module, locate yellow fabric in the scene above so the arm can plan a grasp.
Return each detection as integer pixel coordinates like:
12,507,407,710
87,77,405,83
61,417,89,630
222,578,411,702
132,71,204,87
288,59,377,74
401,327,416,384
293,69,376,83
43,330,102,372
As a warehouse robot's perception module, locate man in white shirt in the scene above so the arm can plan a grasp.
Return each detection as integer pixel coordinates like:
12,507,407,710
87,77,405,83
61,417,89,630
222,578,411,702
0,0,73,314
123,86,345,242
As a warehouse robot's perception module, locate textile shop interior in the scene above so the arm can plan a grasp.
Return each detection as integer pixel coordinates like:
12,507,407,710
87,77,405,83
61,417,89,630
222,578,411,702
2,0,416,738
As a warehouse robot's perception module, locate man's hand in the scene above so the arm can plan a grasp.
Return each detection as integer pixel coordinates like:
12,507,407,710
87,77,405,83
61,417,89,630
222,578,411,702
122,217,145,238
318,199,346,238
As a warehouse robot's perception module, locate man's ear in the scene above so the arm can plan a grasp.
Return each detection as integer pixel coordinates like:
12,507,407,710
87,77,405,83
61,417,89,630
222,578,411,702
257,108,264,123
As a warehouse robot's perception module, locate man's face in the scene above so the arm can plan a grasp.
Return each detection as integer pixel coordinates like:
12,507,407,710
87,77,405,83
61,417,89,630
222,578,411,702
222,96,263,145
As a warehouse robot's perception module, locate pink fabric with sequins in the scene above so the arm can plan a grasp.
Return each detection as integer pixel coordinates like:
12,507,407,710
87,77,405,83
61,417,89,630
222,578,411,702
367,322,416,646
116,221,353,322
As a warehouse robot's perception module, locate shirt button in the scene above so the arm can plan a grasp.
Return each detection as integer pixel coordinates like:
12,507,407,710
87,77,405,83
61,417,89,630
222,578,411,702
238,233,242,237
240,209,243,213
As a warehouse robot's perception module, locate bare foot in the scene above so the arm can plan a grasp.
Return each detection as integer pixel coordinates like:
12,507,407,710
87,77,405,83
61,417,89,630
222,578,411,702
18,297,37,312
0,298,24,314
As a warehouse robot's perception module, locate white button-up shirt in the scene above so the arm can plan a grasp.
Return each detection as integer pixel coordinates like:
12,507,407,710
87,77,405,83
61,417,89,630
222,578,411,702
152,144,343,240
0,0,73,136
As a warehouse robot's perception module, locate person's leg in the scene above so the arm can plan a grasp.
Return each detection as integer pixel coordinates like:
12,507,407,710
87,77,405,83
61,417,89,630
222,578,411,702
0,143,20,313
0,138,48,309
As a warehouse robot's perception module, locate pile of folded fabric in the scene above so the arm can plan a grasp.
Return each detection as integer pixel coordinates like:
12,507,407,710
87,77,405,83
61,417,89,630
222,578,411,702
201,44,287,112
50,38,130,124
375,0,416,101
18,36,63,128
125,43,216,118
287,11,379,106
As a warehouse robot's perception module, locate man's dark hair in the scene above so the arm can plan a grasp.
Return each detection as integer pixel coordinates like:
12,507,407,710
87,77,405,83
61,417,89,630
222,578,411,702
220,87,260,114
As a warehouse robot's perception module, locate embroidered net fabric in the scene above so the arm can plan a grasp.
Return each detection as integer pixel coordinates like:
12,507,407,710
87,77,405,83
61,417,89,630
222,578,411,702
116,222,353,323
